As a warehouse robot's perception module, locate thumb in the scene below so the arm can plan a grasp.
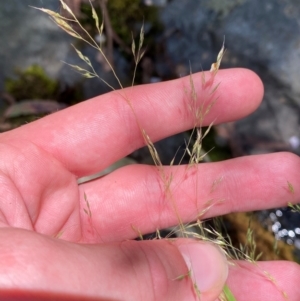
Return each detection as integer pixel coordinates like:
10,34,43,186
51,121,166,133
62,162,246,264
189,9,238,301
174,239,229,301
0,229,228,301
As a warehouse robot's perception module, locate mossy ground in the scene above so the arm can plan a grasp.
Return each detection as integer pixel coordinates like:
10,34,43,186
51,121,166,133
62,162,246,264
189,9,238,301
5,64,59,101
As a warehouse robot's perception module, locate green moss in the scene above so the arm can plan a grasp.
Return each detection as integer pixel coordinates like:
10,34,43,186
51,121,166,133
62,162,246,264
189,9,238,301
5,64,59,101
107,0,161,43
80,0,163,50
200,126,232,161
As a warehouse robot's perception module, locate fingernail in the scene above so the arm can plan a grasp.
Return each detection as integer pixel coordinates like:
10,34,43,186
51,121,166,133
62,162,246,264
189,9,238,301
177,241,228,293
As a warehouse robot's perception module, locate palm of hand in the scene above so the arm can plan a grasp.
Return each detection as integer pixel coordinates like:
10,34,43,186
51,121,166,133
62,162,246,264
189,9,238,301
0,138,80,240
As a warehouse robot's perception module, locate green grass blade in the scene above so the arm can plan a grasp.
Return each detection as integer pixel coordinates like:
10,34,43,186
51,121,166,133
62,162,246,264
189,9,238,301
223,285,236,301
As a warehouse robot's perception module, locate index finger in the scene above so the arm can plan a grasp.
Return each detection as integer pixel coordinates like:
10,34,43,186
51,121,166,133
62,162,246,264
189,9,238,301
0,68,263,177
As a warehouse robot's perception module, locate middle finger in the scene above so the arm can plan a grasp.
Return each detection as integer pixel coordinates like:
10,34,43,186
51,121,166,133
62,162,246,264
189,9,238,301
77,152,300,243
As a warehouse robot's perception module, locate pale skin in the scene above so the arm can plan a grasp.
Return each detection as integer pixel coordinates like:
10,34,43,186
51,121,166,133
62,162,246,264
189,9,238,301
0,68,299,300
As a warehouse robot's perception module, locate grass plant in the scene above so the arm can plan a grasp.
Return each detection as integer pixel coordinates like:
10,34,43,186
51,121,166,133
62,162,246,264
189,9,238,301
34,1,291,300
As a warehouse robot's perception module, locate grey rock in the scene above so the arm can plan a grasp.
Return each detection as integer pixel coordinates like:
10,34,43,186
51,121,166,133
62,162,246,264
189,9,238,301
220,0,300,99
0,0,76,92
158,0,215,76
0,0,129,102
159,0,300,156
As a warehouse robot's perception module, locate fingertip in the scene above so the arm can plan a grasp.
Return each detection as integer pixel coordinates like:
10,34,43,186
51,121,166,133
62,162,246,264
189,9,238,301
175,239,228,301
238,67,264,109
217,68,264,121
227,260,300,301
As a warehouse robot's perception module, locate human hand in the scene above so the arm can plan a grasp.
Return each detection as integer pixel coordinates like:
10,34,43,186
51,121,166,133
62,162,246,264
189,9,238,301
0,68,299,300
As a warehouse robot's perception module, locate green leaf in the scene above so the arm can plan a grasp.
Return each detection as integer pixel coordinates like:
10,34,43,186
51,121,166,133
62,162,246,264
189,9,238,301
223,285,237,301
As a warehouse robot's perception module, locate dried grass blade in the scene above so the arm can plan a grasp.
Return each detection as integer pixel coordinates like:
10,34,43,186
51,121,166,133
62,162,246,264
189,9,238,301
59,0,77,19
89,0,100,31
72,45,93,67
33,6,81,39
